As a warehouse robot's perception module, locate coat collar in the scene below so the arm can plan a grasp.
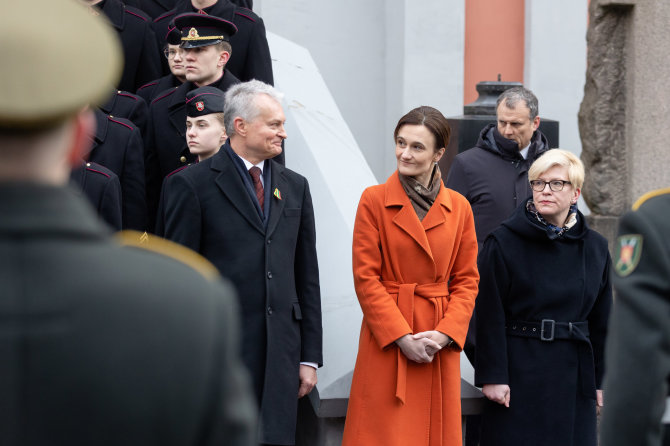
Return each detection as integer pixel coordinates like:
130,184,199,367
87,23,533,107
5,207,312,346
384,170,453,259
100,0,125,31
210,143,265,235
89,109,109,156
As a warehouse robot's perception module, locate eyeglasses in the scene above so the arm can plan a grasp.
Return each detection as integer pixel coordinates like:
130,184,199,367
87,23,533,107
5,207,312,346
163,48,184,60
530,180,572,192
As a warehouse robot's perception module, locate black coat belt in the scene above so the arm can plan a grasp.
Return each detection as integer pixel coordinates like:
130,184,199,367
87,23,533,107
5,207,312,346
506,319,596,398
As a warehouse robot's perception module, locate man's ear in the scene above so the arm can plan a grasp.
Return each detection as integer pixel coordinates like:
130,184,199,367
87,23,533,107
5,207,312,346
233,116,246,137
218,51,230,68
66,108,96,166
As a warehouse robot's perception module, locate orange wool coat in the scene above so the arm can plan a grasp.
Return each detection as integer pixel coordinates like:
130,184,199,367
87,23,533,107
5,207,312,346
342,171,479,446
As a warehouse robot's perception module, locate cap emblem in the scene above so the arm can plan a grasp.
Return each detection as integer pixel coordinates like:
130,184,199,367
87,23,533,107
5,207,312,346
188,28,200,39
196,101,205,111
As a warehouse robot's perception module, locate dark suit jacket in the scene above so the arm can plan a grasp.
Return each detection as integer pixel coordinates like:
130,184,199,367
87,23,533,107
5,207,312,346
153,0,273,85
99,0,162,92
0,182,256,446
144,71,240,230
159,142,322,445
89,109,147,232
70,160,123,230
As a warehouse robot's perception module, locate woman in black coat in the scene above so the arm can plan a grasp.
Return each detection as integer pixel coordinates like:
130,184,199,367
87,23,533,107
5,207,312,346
474,149,612,446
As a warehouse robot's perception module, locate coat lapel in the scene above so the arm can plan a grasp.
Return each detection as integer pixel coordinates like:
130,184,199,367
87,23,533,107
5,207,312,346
167,83,191,138
422,184,453,231
266,161,287,238
385,172,433,259
211,151,265,235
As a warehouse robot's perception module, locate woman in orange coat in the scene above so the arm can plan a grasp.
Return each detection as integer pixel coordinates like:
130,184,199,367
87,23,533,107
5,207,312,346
342,106,479,446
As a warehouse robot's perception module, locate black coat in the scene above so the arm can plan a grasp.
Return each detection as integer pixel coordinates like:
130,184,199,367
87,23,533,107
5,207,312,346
70,161,123,230
136,73,182,105
474,199,612,446
98,0,162,92
446,124,551,249
144,71,240,230
123,0,178,19
0,183,256,446
601,189,670,446
99,89,149,138
153,0,273,85
159,142,322,445
89,109,148,231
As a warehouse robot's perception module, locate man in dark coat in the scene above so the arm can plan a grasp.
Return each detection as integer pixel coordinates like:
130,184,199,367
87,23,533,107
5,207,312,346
89,109,148,231
153,0,273,85
601,188,670,446
100,89,149,137
87,0,163,92
160,80,323,446
144,13,240,229
70,160,124,230
126,0,253,19
137,27,186,104
0,1,256,445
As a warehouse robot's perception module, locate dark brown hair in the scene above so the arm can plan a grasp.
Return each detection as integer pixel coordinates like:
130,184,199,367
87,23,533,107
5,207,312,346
393,106,451,152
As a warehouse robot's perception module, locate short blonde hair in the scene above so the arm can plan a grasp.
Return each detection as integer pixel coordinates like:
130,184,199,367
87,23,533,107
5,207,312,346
528,149,584,190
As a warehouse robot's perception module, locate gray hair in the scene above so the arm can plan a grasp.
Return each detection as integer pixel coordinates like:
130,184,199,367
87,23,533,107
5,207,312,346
496,86,539,120
224,80,284,135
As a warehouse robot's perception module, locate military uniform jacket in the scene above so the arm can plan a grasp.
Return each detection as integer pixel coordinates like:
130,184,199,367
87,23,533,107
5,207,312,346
601,189,670,446
159,142,323,445
89,109,148,231
99,0,162,92
144,71,240,229
124,0,178,19
137,74,181,105
70,160,123,230
0,182,256,446
153,0,273,85
100,89,149,138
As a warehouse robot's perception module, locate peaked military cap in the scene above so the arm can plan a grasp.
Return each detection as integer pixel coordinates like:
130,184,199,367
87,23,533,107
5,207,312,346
173,13,238,49
0,0,122,129
186,87,225,118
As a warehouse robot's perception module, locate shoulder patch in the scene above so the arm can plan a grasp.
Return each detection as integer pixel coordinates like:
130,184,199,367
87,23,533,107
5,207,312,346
633,187,670,211
614,233,643,277
116,231,220,281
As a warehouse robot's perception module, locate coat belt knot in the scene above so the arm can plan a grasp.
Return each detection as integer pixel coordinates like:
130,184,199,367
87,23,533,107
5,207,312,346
382,281,449,404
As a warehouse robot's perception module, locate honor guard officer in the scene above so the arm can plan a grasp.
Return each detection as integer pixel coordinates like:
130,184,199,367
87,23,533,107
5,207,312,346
602,188,670,446
153,0,273,85
144,12,240,230
99,88,149,137
85,0,163,93
70,161,123,230
0,1,256,444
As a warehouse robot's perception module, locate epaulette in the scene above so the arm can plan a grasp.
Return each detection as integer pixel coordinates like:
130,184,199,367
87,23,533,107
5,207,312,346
116,91,140,101
124,6,150,22
107,116,135,131
166,164,191,178
116,231,220,280
154,10,176,23
633,187,670,211
138,81,158,92
151,87,179,105
234,10,257,22
85,162,113,178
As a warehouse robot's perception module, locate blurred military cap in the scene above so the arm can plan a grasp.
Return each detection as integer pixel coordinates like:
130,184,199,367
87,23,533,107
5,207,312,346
0,0,123,129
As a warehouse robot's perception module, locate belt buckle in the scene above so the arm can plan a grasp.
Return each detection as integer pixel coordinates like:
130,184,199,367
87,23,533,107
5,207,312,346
540,319,555,341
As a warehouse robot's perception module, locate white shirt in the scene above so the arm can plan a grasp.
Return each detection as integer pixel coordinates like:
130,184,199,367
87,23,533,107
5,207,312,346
519,143,531,160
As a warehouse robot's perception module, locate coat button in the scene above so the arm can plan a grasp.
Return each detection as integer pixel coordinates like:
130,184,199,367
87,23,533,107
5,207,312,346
267,306,273,315
267,239,272,244
180,156,187,163
267,271,273,279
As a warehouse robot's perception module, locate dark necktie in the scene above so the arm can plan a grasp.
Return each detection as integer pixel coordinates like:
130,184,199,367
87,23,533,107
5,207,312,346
249,166,264,212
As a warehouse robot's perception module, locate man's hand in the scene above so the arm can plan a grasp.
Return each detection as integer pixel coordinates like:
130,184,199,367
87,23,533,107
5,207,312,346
395,334,441,363
298,364,317,398
482,384,511,407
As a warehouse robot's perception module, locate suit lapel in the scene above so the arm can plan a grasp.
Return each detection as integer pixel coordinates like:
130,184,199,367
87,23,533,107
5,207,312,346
211,151,265,235
266,161,287,238
386,172,433,259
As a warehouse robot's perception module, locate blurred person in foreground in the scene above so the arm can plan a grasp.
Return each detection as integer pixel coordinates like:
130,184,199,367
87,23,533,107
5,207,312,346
474,149,612,446
601,187,670,446
0,1,256,445
342,106,479,446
